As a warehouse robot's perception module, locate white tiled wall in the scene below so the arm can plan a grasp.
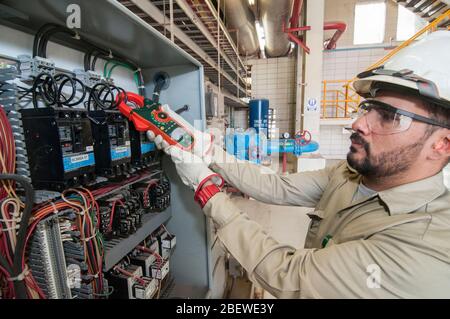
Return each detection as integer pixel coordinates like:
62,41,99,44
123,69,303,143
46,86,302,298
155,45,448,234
323,47,390,82
249,57,297,135
320,125,352,159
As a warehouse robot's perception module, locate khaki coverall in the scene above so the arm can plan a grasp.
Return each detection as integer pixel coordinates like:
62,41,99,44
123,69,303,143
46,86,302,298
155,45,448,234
204,160,450,298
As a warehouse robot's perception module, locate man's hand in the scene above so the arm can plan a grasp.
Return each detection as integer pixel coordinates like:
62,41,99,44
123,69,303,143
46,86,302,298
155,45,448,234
166,146,223,191
146,104,213,158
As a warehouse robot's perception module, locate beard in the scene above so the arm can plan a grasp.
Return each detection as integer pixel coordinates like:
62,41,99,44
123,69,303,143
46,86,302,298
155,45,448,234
347,133,425,179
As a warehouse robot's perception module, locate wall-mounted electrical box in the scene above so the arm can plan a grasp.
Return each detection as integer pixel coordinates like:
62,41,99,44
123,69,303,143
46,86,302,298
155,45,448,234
0,0,216,299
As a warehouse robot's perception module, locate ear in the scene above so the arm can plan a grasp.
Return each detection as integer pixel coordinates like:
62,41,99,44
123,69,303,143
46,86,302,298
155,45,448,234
429,131,450,161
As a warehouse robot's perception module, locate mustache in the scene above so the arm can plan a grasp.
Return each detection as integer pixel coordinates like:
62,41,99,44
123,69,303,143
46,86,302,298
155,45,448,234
350,133,370,151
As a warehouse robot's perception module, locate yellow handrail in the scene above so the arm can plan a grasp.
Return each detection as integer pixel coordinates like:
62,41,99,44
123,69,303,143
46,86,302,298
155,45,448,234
321,80,361,118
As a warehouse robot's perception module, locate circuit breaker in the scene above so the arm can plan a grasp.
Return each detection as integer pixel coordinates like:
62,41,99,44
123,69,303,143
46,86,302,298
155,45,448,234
89,110,131,177
129,121,156,169
20,107,96,191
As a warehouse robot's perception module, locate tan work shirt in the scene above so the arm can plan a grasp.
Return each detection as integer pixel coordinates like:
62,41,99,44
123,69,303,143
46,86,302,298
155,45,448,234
205,159,450,298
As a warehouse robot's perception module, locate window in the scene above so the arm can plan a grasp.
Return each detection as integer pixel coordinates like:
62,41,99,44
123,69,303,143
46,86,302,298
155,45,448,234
396,5,428,41
353,1,386,45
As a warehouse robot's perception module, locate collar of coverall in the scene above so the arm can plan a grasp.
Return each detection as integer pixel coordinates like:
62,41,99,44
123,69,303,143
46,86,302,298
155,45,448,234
346,163,447,215
377,171,446,215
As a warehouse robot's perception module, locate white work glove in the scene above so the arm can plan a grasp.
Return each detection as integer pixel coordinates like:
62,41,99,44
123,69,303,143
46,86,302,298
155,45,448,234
146,104,213,158
166,145,224,191
149,132,236,168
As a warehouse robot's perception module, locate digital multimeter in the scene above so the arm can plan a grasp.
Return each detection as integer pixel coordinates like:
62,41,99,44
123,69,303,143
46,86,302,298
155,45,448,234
118,92,195,151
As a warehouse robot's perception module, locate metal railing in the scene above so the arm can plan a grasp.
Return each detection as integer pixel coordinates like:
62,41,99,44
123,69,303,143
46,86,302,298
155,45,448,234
321,80,361,119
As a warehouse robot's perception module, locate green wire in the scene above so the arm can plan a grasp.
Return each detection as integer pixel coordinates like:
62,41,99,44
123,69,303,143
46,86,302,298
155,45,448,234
104,60,142,91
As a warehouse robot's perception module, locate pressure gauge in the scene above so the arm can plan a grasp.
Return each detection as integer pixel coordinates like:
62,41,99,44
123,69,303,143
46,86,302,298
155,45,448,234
282,132,290,139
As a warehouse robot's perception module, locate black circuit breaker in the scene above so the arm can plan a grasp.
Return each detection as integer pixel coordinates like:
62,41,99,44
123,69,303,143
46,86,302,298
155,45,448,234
20,107,96,191
129,120,157,169
89,110,131,177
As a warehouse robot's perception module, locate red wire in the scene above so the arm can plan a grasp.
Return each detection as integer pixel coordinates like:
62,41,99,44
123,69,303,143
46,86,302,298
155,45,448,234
108,199,125,231
0,264,14,298
143,179,158,207
0,107,16,199
114,267,146,286
136,245,163,263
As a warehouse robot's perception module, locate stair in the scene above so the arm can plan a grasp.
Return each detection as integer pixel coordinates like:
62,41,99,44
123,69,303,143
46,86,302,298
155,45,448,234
393,0,450,28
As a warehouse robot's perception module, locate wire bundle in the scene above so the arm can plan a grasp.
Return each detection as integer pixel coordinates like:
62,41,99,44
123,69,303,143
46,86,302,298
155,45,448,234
0,174,39,299
103,60,145,96
28,188,105,298
0,107,16,201
18,72,87,109
86,82,126,111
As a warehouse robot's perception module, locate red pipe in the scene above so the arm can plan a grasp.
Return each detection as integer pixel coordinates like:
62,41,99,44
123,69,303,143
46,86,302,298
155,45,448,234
287,32,310,54
290,0,304,29
284,0,347,53
324,22,347,50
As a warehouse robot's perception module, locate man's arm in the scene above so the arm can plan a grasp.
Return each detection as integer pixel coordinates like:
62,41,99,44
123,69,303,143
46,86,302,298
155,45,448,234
204,192,436,298
209,147,338,207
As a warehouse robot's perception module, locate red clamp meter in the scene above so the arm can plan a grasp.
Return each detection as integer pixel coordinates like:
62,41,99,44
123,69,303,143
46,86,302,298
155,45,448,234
117,92,195,151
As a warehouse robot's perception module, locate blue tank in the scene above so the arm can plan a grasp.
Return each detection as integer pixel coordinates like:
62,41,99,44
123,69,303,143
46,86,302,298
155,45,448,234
249,99,269,137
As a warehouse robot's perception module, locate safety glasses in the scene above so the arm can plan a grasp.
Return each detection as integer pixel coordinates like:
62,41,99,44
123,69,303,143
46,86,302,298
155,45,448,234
351,99,450,135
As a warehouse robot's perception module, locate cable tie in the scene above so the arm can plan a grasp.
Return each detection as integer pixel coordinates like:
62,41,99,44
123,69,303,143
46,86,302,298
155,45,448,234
7,265,29,282
0,224,20,232
0,217,21,223
81,231,98,242
50,202,58,214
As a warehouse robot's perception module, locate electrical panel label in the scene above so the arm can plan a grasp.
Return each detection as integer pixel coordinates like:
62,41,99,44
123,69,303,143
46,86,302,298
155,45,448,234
63,152,95,172
111,146,131,161
141,142,156,155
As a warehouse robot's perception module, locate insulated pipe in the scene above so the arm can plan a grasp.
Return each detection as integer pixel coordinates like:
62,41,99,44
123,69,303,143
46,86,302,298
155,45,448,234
223,0,259,56
259,0,294,57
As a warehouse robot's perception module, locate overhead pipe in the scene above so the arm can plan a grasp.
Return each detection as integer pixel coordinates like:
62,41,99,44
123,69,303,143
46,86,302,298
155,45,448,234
284,0,346,53
223,0,259,57
259,0,294,57
324,22,347,50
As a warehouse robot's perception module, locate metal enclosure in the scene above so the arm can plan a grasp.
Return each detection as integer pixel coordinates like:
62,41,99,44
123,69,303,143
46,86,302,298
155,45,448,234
0,0,212,297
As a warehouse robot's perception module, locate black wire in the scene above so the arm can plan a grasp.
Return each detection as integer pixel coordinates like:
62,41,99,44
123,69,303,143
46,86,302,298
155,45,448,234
33,24,59,57
54,73,76,108
38,27,77,59
0,174,35,299
54,74,87,108
84,49,94,72
87,83,126,111
31,73,58,108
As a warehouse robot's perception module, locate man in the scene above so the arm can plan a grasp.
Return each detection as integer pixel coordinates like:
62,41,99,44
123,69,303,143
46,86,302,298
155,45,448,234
149,31,450,298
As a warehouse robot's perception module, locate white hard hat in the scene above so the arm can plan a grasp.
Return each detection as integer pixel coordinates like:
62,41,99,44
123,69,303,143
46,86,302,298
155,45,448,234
353,31,450,109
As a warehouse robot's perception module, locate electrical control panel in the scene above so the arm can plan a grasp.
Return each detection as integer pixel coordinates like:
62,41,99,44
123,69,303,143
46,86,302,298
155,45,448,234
20,107,96,191
0,0,211,301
